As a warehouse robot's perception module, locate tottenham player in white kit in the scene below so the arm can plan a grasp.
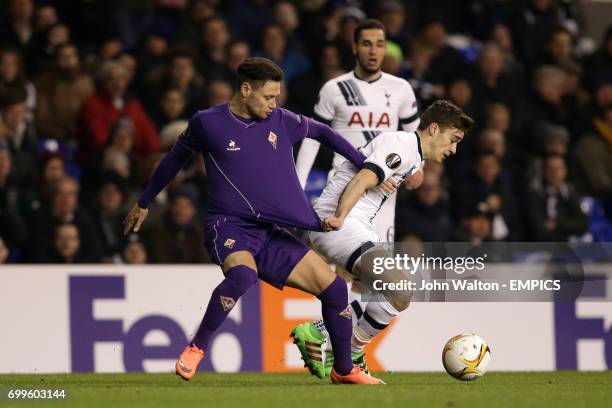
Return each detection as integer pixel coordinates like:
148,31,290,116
291,100,474,378
295,19,420,243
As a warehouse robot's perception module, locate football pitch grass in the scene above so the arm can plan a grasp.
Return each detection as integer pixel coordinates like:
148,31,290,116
1,372,611,408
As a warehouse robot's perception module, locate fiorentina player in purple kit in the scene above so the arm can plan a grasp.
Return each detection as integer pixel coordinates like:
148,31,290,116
123,58,383,384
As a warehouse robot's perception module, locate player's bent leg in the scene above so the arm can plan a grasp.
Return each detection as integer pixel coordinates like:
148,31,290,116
346,250,412,361
286,251,337,379
286,251,384,384
176,251,258,381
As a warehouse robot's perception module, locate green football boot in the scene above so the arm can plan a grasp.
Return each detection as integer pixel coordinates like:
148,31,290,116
324,347,369,377
290,322,326,379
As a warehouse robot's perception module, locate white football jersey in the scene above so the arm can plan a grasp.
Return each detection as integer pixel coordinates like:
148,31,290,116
295,71,420,187
313,131,424,224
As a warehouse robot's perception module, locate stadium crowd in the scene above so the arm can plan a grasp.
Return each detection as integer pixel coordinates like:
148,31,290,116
0,0,611,264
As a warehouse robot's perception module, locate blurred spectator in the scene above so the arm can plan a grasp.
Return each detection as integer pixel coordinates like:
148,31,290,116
0,87,37,188
94,173,128,260
46,223,84,263
468,43,521,124
102,150,131,181
0,0,35,53
206,79,233,107
118,53,137,89
35,43,94,141
454,204,492,243
510,0,565,63
376,0,409,50
255,23,310,85
28,176,102,262
453,152,521,241
220,0,272,47
273,1,304,52
118,233,148,264
34,4,59,33
226,40,251,80
416,20,466,86
559,60,590,136
79,60,159,158
26,22,71,75
155,87,188,129
0,144,28,256
199,15,232,79
572,81,612,203
534,25,576,70
135,31,169,81
289,42,345,115
99,37,123,62
583,24,612,93
0,46,36,115
176,0,218,47
396,172,453,242
485,103,511,135
142,185,210,263
525,155,588,241
30,152,66,210
488,23,523,80
446,77,476,120
145,48,205,118
403,41,443,106
335,8,366,71
520,65,569,150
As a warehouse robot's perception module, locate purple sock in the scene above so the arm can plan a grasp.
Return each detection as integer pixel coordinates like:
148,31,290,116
192,265,257,350
317,276,353,376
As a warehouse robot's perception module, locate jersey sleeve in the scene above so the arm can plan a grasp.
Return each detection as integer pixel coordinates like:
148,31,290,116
313,80,336,123
398,81,420,132
176,113,208,153
363,132,420,183
280,108,309,144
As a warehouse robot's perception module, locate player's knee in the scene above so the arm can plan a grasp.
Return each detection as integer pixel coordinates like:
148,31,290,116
223,250,257,272
225,265,258,293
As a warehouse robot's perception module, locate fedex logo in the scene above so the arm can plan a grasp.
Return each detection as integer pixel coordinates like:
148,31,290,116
67,275,387,373
554,278,612,369
69,276,261,372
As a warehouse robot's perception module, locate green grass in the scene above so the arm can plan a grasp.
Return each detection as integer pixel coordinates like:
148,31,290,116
0,372,611,408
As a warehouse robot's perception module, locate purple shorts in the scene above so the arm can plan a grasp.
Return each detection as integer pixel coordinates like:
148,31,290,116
204,216,310,289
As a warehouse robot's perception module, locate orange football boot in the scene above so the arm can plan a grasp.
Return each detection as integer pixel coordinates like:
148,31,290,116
175,344,205,381
330,366,385,384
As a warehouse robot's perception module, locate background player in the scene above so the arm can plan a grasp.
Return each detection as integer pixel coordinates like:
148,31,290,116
291,100,474,378
123,58,383,385
295,18,421,243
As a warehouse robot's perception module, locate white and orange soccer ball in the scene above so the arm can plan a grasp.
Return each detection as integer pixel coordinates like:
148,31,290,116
442,333,491,381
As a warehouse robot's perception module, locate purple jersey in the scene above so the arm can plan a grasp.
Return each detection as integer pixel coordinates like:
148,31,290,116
138,104,365,231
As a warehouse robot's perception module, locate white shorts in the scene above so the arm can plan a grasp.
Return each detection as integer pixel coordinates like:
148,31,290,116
308,216,380,274
373,192,396,242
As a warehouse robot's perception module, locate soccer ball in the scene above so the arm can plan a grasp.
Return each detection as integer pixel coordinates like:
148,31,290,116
442,333,491,381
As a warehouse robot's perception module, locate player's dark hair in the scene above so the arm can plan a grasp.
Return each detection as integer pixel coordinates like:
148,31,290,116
418,100,475,132
354,19,386,44
236,57,283,89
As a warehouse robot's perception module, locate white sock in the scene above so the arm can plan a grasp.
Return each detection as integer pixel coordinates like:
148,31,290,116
312,318,328,338
351,294,400,354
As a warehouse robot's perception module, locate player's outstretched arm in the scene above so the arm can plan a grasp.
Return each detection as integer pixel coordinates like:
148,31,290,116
323,169,380,231
306,119,365,168
122,142,193,235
